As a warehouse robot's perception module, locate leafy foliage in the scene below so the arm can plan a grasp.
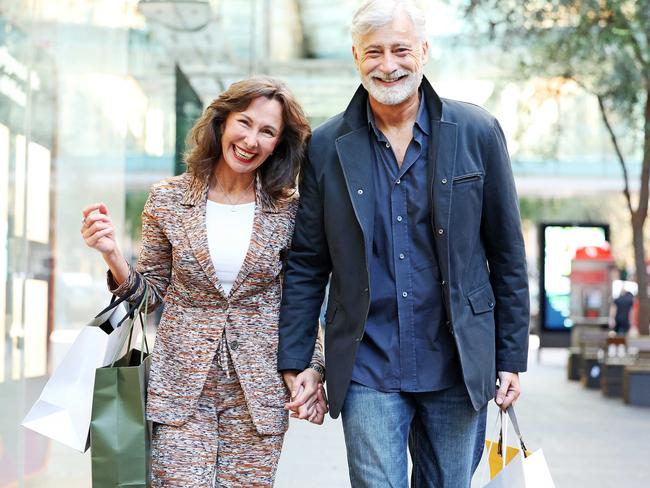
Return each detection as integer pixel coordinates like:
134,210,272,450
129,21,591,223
460,0,649,118
458,0,650,332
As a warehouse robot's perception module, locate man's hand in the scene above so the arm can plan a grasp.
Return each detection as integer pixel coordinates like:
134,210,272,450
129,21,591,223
495,371,521,410
306,384,329,425
282,369,321,419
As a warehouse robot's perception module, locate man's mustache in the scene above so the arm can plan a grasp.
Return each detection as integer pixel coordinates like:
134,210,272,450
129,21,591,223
369,69,411,82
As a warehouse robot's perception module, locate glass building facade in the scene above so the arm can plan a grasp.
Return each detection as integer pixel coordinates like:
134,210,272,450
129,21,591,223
1,1,177,485
0,1,643,486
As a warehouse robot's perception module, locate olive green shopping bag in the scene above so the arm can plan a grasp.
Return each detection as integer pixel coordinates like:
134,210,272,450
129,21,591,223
90,286,152,488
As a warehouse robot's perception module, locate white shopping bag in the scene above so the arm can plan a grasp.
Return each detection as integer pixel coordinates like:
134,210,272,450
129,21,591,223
481,407,555,488
21,293,139,452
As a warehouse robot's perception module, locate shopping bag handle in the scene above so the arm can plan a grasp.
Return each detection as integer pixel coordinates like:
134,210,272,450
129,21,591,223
122,288,151,364
480,409,503,484
112,279,149,331
137,289,151,361
111,283,150,367
94,274,142,319
480,406,530,484
499,407,529,459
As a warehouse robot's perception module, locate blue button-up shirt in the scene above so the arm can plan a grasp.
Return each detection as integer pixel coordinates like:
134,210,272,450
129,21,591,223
350,95,461,392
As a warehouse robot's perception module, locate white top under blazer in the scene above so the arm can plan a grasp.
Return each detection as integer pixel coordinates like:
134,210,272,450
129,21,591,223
205,200,255,295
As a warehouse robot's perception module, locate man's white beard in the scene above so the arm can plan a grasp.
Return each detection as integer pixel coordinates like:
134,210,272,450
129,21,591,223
361,69,423,105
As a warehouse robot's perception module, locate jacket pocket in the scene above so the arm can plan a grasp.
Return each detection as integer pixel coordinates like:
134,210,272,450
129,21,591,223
452,172,483,185
466,283,496,314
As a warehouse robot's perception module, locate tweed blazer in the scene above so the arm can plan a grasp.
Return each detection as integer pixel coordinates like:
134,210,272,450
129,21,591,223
109,172,324,435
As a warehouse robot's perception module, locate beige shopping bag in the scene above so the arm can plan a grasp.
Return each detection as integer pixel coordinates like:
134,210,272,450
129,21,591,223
481,407,555,488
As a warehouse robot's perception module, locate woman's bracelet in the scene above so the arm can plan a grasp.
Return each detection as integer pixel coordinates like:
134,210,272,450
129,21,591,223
307,363,325,382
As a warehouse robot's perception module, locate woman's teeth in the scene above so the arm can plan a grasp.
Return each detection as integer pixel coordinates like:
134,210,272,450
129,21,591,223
234,146,255,160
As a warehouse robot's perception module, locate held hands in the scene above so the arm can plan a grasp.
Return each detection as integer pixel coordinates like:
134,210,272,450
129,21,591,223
282,370,328,425
495,371,521,411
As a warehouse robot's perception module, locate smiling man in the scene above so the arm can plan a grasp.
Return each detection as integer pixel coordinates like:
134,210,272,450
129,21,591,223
278,0,530,486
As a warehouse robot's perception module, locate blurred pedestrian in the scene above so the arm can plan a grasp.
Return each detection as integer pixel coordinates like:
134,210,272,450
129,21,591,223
611,289,635,335
277,0,530,486
81,77,326,487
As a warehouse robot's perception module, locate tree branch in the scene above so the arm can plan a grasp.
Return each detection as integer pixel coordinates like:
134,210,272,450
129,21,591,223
596,94,635,217
638,87,650,222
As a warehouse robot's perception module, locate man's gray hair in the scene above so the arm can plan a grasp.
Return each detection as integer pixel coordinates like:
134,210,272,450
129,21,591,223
351,0,427,45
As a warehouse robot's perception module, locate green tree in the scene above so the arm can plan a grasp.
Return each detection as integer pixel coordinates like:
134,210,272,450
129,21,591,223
459,0,650,334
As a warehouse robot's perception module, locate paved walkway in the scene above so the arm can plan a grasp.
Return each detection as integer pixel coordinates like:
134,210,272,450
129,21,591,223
276,345,650,488
16,342,650,487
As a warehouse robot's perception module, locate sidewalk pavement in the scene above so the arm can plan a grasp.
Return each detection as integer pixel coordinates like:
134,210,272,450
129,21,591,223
19,340,650,487
276,342,650,488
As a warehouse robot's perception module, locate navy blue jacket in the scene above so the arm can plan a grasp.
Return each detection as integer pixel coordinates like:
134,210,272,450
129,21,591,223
278,77,530,418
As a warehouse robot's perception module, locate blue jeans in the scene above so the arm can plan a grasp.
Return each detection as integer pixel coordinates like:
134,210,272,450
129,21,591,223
340,381,487,488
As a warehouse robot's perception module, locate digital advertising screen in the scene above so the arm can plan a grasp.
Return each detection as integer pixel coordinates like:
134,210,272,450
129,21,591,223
539,223,609,332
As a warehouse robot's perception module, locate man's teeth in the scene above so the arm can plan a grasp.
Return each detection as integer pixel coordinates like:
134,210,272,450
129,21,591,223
234,147,255,160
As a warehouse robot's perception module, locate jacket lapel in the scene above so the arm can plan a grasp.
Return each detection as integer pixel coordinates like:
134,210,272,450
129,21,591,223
336,129,376,260
417,77,456,282
429,120,458,284
180,175,285,300
336,85,377,260
181,177,228,299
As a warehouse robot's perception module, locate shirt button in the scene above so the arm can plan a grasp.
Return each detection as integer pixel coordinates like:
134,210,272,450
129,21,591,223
441,178,448,184
386,143,390,149
396,179,401,185
399,253,405,260
357,189,364,195
441,280,446,286
397,216,403,222
438,228,444,235
402,291,408,298
230,340,240,351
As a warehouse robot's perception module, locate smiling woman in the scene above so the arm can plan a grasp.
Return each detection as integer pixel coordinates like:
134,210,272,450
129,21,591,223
80,76,326,487
185,77,311,203
219,97,283,176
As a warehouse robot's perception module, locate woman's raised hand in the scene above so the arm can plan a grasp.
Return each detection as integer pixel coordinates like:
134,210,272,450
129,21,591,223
81,203,117,255
81,202,129,285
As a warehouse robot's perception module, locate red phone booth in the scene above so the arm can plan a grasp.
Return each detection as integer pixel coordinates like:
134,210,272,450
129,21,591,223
570,244,615,324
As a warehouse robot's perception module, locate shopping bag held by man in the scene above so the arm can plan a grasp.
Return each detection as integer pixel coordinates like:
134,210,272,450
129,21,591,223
481,407,555,488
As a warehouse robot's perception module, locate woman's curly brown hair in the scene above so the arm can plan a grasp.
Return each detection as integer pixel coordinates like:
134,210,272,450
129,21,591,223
185,76,311,201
